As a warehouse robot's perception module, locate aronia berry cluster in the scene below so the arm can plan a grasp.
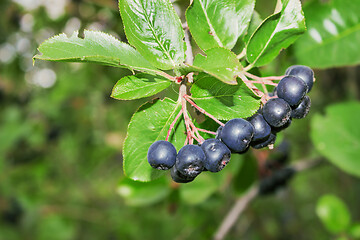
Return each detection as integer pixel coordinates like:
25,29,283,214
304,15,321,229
147,65,314,183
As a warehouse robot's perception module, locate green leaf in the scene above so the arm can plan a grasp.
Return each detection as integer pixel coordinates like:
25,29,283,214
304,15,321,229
294,0,360,68
119,0,185,70
185,0,255,50
34,30,162,75
246,0,306,67
311,102,360,177
233,154,258,195
123,98,186,182
349,223,360,239
193,47,243,85
243,10,263,44
111,73,172,100
316,194,351,234
179,172,225,205
190,74,260,120
117,177,170,206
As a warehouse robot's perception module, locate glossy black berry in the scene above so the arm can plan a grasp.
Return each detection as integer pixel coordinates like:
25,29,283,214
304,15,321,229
170,165,196,183
251,133,277,149
201,139,231,172
285,65,314,92
248,113,271,142
272,118,292,133
215,126,223,140
291,95,311,119
218,118,254,153
259,167,295,195
175,145,205,178
277,76,308,106
147,140,177,170
262,98,292,128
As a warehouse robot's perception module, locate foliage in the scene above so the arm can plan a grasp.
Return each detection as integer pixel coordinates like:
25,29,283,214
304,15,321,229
0,0,360,239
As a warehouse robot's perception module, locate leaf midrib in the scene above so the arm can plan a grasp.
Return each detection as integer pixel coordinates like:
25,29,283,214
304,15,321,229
137,1,177,67
198,0,224,48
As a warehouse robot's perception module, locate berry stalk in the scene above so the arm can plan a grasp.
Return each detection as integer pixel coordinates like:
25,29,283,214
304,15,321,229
183,95,225,127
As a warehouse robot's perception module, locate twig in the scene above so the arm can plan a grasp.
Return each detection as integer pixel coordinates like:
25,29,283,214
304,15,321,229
245,80,277,86
214,185,259,240
183,95,225,127
292,157,323,172
213,157,325,240
197,128,217,135
243,72,284,82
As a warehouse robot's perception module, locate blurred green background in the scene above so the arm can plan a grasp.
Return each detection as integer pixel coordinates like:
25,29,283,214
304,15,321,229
0,0,360,239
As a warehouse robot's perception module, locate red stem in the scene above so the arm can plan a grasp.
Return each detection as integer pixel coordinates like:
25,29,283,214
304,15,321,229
244,72,284,81
197,128,217,135
183,95,225,127
247,80,277,86
165,109,183,141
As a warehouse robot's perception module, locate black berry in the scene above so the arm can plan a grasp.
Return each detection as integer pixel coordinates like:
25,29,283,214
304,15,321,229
251,132,276,149
291,95,311,119
272,118,292,133
170,165,196,183
259,167,295,195
218,118,254,153
215,126,223,140
277,76,308,106
248,113,271,142
175,145,205,178
147,140,177,170
285,65,314,92
262,98,292,128
201,139,231,172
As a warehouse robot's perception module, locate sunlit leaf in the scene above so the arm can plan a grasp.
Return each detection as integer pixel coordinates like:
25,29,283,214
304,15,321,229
123,98,186,182
190,74,260,120
246,0,306,67
186,0,255,50
119,0,185,70
111,73,172,100
34,30,163,75
192,47,243,85
294,0,360,68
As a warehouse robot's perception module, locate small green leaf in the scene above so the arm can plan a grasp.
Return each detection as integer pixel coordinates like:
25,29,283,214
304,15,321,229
190,74,260,120
123,98,186,182
316,194,351,234
311,102,360,177
246,0,306,67
186,0,255,50
193,47,243,85
111,73,172,100
34,30,162,75
294,0,360,68
119,0,185,70
117,177,170,206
